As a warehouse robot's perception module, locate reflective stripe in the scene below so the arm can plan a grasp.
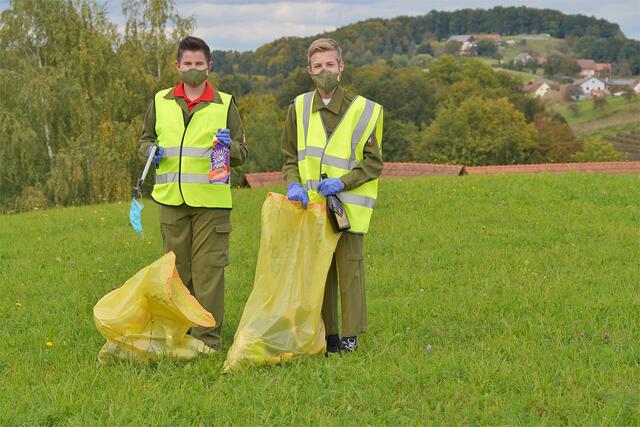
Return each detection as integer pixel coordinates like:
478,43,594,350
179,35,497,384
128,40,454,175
348,99,376,169
300,96,377,171
302,92,313,147
181,173,212,184
322,154,350,169
298,146,324,161
156,173,211,185
163,146,212,158
339,193,376,209
304,179,319,191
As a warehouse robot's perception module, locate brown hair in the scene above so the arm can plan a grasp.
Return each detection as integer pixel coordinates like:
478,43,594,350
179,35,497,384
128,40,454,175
177,36,211,63
307,38,343,64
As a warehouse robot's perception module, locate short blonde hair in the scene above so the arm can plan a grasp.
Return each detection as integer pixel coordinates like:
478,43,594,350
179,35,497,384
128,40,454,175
307,38,343,64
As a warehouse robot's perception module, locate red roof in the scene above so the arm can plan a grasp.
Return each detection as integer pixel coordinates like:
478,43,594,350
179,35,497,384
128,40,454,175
244,172,284,188
243,163,464,188
577,59,597,70
464,162,640,175
473,34,502,41
381,162,464,177
242,162,640,187
595,63,612,72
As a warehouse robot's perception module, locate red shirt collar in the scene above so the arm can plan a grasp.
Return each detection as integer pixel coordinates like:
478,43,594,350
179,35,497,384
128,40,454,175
173,81,215,111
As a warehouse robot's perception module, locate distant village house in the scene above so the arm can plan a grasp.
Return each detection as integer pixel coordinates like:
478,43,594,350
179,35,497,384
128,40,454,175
577,59,612,78
514,53,534,65
608,79,640,96
572,76,607,100
522,81,552,98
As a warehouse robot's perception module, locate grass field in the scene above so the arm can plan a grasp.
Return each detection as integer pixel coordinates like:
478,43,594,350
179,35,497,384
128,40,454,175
500,36,568,63
1,175,639,425
553,95,640,137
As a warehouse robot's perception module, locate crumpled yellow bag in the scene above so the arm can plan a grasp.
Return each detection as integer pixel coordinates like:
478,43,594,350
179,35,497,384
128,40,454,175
93,251,216,363
224,193,341,371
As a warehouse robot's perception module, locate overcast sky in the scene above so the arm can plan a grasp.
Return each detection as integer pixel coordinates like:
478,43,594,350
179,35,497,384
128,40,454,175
2,1,638,50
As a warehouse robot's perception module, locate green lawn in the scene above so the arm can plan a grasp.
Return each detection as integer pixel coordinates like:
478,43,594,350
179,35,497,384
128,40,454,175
1,175,639,425
500,36,568,63
553,95,640,137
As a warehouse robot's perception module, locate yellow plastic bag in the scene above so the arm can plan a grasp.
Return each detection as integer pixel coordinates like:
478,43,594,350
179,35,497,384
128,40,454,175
93,251,216,363
224,193,341,371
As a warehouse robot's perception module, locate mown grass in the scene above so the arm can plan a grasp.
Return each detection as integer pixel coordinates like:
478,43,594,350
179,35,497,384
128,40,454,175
578,121,640,140
1,174,639,425
500,37,567,63
557,96,640,127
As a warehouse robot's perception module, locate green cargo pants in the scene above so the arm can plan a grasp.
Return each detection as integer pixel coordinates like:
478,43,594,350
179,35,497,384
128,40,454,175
160,204,232,350
321,232,367,337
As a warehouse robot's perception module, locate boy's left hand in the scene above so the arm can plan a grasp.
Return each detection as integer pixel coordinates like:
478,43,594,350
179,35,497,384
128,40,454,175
318,178,344,197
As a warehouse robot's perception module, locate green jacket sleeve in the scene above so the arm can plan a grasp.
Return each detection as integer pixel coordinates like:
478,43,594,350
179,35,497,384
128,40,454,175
281,102,301,186
340,108,384,191
227,100,248,167
138,99,157,162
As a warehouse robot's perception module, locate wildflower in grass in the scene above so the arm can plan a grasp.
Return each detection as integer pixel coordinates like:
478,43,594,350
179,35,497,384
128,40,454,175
603,332,609,339
425,344,433,352
15,301,22,308
46,341,53,348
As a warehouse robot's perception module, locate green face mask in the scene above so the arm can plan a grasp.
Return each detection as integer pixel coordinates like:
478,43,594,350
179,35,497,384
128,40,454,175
310,70,340,93
180,68,208,87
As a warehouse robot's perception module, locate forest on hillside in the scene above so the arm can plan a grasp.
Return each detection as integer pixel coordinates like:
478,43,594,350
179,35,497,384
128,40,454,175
0,1,630,212
213,6,636,76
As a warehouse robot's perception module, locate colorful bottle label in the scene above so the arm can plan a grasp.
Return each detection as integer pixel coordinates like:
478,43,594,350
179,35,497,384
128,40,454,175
208,139,230,184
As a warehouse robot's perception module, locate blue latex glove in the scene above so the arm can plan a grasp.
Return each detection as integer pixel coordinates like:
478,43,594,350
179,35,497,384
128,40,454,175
318,177,344,197
129,198,144,234
287,183,309,209
148,145,164,164
216,128,232,147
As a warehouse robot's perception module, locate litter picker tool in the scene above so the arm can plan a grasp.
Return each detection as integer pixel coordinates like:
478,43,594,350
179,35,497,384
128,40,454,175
129,145,157,238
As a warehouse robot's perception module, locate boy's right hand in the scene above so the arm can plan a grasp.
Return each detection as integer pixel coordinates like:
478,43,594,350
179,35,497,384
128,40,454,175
148,146,164,164
287,183,309,209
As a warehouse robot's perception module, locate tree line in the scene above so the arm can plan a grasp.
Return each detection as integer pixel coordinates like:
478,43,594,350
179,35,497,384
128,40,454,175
0,1,625,213
213,7,626,77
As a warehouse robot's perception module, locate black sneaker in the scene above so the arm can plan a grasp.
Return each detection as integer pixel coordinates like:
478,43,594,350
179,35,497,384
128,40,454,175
203,341,220,352
340,336,357,352
325,334,341,355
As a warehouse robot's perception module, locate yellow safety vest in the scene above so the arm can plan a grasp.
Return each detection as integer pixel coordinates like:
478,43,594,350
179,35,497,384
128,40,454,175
295,91,383,233
152,88,233,208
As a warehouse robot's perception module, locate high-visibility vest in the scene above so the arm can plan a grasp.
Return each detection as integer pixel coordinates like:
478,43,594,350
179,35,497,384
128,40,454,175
295,91,383,233
151,88,233,208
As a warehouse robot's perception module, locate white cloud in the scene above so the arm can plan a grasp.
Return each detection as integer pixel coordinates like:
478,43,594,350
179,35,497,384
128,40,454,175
179,0,640,50
14,0,636,50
